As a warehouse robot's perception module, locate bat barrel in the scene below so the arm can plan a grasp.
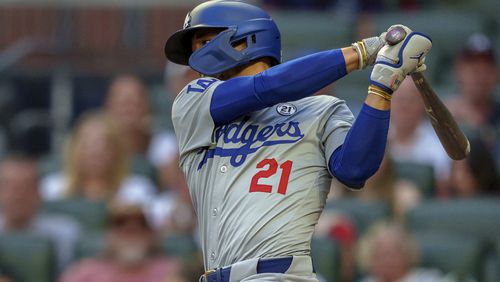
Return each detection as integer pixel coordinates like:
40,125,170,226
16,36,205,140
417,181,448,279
410,72,470,160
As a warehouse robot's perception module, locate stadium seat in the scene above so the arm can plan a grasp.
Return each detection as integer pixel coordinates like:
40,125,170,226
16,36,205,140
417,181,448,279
161,234,199,261
481,252,499,282
488,236,500,282
37,154,63,177
406,198,500,243
413,231,482,280
310,237,341,282
496,237,500,282
74,232,106,259
324,199,390,235
394,161,435,197
472,236,500,282
130,155,158,185
9,109,52,157
0,232,55,282
42,198,108,231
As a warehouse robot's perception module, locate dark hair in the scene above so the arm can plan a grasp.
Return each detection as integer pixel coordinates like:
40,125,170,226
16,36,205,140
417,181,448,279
0,152,40,181
0,152,37,168
458,33,496,65
466,137,500,195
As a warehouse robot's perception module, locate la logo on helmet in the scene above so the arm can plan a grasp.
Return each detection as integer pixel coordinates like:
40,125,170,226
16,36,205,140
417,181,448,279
183,13,192,29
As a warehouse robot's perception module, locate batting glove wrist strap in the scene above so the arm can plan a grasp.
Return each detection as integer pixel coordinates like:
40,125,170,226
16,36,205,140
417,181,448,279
352,35,386,70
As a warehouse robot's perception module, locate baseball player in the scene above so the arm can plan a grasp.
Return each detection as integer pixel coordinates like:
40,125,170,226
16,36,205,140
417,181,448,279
164,1,431,281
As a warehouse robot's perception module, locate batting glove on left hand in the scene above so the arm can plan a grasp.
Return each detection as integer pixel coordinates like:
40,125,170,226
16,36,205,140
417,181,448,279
352,33,387,70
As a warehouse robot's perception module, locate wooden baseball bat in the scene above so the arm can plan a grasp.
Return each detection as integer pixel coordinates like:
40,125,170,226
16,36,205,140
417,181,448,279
410,72,470,160
385,26,470,160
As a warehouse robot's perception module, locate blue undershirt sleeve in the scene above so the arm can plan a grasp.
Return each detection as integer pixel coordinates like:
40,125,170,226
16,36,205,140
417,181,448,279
211,49,347,126
329,103,390,189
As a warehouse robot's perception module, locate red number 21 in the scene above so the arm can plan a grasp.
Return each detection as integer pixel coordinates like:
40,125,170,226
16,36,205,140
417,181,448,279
249,159,293,195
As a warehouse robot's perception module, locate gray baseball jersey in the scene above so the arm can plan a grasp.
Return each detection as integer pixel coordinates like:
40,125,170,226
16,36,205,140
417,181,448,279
172,77,354,270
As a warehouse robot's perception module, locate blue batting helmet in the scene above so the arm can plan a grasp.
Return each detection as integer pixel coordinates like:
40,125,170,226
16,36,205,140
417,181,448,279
164,0,281,76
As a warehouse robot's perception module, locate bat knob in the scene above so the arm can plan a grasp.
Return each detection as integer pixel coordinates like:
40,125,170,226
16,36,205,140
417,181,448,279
465,139,471,155
386,26,407,46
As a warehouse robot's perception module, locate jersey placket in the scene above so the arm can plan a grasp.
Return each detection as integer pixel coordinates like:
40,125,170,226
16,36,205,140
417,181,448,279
208,145,230,268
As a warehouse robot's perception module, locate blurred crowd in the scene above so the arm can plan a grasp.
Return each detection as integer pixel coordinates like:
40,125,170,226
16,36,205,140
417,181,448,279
0,1,499,282
0,67,203,282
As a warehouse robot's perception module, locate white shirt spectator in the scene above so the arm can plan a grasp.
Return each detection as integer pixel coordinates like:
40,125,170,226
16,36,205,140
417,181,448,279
148,131,178,168
390,122,451,180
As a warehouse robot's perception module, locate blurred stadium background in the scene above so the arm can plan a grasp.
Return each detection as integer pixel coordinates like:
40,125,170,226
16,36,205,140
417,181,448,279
0,0,498,281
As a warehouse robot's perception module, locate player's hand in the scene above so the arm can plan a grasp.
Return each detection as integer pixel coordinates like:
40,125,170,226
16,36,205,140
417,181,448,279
369,27,432,93
352,33,386,70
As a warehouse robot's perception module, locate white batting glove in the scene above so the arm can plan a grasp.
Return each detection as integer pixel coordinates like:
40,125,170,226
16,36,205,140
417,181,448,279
352,33,386,70
369,27,432,93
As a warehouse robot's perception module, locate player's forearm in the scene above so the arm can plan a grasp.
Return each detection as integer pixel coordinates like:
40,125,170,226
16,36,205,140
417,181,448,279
341,47,360,73
211,49,348,125
329,104,389,188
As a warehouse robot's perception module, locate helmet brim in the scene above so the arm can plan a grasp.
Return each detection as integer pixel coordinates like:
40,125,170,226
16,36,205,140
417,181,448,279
164,27,197,65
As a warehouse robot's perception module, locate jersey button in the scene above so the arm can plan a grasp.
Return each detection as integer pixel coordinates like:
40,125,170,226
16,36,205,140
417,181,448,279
212,208,218,216
210,251,216,261
220,165,227,173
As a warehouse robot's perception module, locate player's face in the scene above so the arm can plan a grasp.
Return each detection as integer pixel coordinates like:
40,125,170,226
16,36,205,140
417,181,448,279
108,213,154,264
0,161,40,224
192,28,247,53
456,59,497,101
75,121,117,179
192,29,224,52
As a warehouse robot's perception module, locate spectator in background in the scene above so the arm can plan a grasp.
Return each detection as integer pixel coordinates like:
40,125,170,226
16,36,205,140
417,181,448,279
337,154,397,203
105,74,157,182
40,111,155,205
147,63,198,235
358,222,445,282
327,151,421,221
389,78,451,196
448,33,498,128
315,212,357,282
150,63,196,192
349,153,421,220
450,137,500,198
0,154,80,272
322,154,417,282
163,62,199,99
447,33,499,163
60,202,183,282
0,272,12,282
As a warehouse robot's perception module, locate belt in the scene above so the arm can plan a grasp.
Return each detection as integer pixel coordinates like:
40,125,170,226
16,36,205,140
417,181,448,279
201,257,293,282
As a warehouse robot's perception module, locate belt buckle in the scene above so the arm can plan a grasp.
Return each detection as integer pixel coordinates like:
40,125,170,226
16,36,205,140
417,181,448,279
203,269,216,281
